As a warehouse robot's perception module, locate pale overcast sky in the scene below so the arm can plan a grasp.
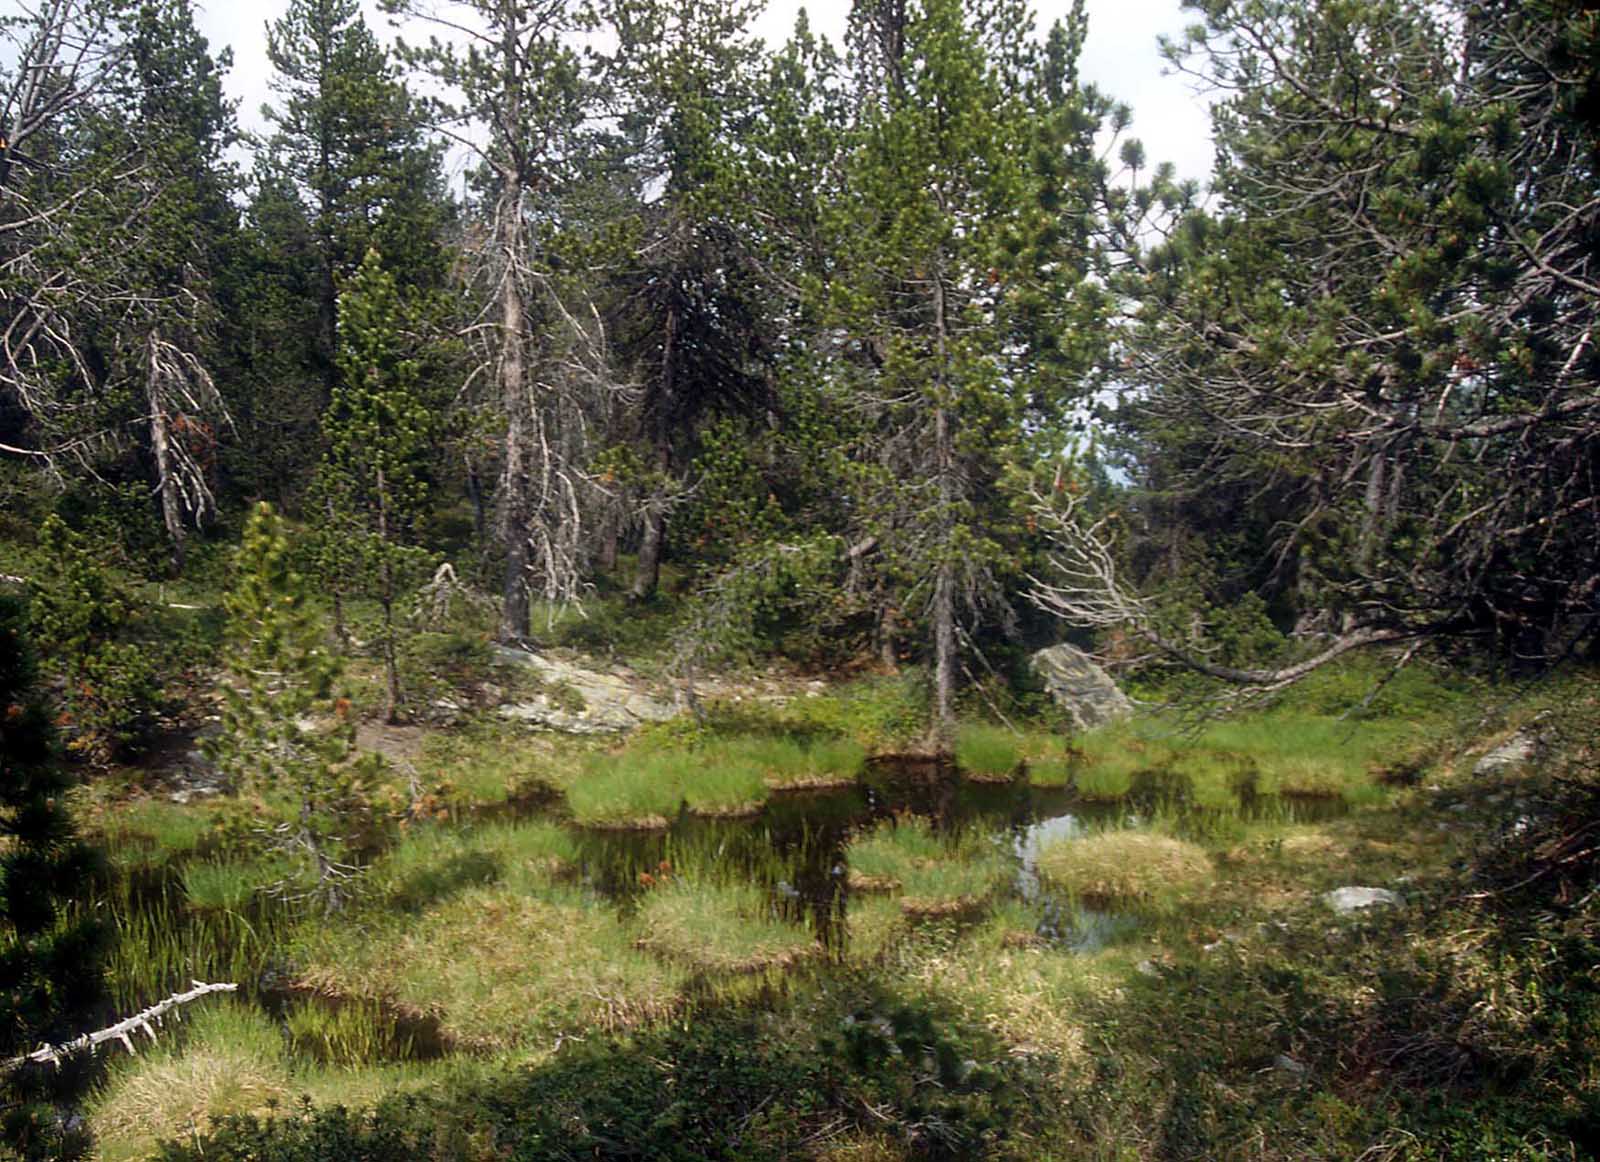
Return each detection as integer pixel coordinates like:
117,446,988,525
194,0,1214,187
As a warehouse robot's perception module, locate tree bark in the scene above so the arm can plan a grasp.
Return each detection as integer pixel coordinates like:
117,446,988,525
629,303,677,602
146,331,186,577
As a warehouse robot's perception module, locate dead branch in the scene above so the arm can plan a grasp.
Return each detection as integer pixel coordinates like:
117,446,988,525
4,981,237,1071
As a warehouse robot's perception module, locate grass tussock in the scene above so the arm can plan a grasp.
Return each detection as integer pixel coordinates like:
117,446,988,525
567,752,683,829
954,722,1023,781
1035,828,1213,909
847,816,1011,913
296,882,685,1048
88,1001,293,1162
633,878,819,974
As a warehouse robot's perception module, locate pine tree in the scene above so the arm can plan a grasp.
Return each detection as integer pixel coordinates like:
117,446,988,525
0,594,106,1160
830,0,1107,740
382,0,603,639
261,0,451,411
28,516,161,765
208,504,369,910
312,248,435,722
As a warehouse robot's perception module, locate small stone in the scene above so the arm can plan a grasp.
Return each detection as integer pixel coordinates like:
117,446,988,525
1273,1054,1309,1078
1474,732,1538,777
1322,886,1403,913
1135,958,1161,978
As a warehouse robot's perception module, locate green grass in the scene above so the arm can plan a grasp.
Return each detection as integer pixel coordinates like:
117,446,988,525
847,816,1012,913
677,741,770,816
1034,826,1214,911
633,878,819,974
567,751,684,828
777,672,930,752
87,999,292,1162
181,856,286,912
415,719,581,807
955,722,1023,779
296,880,685,1048
91,797,220,869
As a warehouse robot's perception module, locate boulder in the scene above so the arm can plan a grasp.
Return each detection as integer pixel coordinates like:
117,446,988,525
1029,644,1134,732
1474,731,1538,777
1322,886,1403,914
494,646,676,734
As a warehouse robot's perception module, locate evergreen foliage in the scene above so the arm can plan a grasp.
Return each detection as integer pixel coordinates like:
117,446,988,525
312,248,437,721
28,516,161,764
208,504,372,909
0,594,106,1160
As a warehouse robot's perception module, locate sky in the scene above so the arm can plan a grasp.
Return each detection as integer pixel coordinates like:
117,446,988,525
193,0,1215,188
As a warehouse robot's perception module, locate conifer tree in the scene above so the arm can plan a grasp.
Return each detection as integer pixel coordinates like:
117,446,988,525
0,594,106,1160
209,504,368,910
29,516,161,764
830,0,1106,739
312,248,435,722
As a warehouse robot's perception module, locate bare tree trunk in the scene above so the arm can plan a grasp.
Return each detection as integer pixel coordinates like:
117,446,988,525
146,331,186,577
378,466,401,723
630,504,665,601
932,558,956,745
496,174,531,642
629,305,677,603
928,267,957,747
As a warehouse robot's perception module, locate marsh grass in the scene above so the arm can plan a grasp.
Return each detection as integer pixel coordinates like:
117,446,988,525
181,856,287,913
296,880,685,1048
955,722,1022,780
284,996,417,1065
777,672,929,752
676,743,769,817
568,752,683,828
417,720,580,807
1034,827,1213,911
730,732,866,790
93,797,220,869
843,894,906,966
847,817,1011,914
94,875,296,1012
87,999,293,1162
1022,732,1074,787
633,878,819,974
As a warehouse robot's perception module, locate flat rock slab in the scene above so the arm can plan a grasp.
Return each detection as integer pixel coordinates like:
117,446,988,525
494,646,677,734
1322,886,1403,914
1029,644,1134,732
1474,731,1538,777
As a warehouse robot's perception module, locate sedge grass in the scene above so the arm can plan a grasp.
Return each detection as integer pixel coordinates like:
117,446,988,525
955,722,1023,781
633,877,819,974
676,743,769,817
181,856,285,913
94,797,220,869
1034,827,1212,911
847,816,1011,914
295,880,685,1048
568,752,683,829
87,999,293,1162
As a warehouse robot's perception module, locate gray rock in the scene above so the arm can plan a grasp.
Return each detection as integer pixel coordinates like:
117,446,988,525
1273,1054,1309,1078
1322,886,1403,914
494,646,676,734
1474,731,1538,777
1029,644,1133,732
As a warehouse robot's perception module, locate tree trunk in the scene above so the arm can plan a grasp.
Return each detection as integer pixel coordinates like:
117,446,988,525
630,500,666,602
378,467,401,723
928,266,957,747
146,332,186,577
495,176,530,642
629,304,677,603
